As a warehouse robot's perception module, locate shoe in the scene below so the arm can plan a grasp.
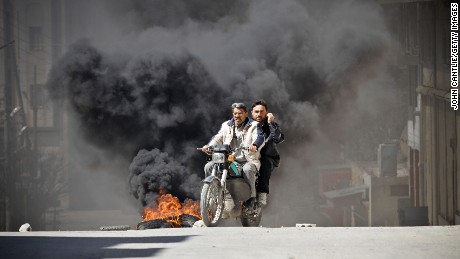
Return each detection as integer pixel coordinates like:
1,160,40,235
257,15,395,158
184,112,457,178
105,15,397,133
257,192,267,207
243,197,257,208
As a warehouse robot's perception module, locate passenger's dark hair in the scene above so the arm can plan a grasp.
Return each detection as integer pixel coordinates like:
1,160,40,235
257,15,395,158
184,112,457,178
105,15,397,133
251,99,268,111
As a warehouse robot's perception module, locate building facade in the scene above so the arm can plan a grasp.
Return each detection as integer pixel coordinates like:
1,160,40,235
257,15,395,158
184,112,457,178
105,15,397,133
379,0,457,225
0,0,67,231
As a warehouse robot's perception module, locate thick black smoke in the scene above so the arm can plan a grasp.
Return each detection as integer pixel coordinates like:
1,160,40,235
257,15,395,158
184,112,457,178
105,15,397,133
128,148,201,205
47,0,404,219
47,39,230,202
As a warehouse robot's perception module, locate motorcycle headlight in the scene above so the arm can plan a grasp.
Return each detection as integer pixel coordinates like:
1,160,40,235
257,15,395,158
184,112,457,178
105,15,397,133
212,153,225,163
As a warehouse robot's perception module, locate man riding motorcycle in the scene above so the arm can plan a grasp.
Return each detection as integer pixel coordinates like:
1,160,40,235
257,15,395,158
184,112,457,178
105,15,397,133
201,102,264,218
251,100,285,207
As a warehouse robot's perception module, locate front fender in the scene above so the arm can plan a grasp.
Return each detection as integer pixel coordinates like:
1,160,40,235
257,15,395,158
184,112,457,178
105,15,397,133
202,175,219,184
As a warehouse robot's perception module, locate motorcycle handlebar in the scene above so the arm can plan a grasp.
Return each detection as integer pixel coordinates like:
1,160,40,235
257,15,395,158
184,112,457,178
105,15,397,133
196,145,250,152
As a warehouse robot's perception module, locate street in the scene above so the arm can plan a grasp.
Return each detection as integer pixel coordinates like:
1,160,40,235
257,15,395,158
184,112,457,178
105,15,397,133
1,225,459,259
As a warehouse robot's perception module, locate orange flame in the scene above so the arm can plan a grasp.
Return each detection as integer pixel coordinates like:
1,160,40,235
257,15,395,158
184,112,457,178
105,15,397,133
141,190,201,227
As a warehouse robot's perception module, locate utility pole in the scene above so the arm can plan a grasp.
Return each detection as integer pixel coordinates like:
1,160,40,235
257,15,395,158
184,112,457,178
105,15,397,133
1,0,30,231
2,0,14,231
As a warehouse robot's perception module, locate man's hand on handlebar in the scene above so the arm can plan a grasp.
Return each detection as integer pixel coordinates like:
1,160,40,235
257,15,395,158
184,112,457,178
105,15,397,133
201,145,211,155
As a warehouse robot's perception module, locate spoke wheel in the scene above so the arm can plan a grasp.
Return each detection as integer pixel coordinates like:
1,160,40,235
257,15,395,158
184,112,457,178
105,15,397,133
200,180,224,227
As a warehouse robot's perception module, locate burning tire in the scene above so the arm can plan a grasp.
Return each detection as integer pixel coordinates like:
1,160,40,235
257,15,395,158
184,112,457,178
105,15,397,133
200,179,224,227
180,214,201,228
137,219,167,230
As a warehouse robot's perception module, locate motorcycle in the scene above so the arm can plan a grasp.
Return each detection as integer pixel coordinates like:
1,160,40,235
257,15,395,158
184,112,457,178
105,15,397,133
197,144,263,227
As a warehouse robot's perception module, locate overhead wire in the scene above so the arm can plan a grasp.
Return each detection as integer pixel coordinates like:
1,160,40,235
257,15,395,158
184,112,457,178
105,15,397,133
0,20,55,77
1,3,56,43
0,4,57,68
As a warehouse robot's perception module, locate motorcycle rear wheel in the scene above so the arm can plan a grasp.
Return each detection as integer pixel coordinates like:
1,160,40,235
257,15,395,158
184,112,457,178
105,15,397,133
241,204,262,227
200,180,224,227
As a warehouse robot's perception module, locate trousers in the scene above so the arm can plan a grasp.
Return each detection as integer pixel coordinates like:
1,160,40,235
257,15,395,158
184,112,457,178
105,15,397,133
256,156,276,194
204,161,257,198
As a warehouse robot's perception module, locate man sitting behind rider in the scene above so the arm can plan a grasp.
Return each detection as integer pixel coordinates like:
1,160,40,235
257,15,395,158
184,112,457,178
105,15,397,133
201,102,264,206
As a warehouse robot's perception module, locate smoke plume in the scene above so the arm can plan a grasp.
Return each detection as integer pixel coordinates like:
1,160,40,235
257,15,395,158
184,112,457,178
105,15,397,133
47,39,230,203
47,0,405,225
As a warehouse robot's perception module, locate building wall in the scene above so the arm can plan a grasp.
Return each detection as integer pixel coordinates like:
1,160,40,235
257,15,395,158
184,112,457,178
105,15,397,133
416,1,458,225
364,172,409,226
420,94,458,225
381,0,459,226
15,0,56,129
0,0,67,231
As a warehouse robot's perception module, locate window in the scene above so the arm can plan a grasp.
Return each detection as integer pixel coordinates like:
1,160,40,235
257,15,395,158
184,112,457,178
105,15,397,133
401,3,419,55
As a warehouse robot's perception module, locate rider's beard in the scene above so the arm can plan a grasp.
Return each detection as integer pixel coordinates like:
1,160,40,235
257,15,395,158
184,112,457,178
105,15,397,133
255,116,265,123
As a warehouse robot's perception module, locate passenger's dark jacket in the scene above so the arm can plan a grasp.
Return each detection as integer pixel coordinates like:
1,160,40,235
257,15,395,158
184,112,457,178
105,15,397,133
259,118,285,167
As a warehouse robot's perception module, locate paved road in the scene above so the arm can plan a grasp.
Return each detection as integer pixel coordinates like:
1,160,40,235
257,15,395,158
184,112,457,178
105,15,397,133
1,225,459,259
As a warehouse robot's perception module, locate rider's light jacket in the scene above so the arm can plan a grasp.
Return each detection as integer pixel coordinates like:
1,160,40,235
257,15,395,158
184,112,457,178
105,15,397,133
207,118,265,170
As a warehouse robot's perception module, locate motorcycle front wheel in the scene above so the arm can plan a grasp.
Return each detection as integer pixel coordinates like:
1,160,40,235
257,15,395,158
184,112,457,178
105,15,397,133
200,180,224,227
